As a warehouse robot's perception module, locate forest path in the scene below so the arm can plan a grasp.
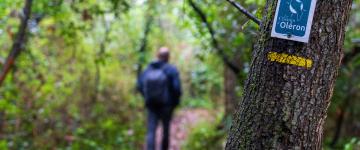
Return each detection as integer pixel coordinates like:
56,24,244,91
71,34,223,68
155,108,216,150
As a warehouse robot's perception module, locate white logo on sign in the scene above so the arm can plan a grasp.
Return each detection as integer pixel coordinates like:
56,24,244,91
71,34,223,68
289,0,304,21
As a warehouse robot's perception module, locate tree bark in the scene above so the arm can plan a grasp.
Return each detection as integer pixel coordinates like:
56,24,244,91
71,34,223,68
226,0,353,149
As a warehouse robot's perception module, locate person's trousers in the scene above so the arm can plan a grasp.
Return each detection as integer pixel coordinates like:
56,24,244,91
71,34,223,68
146,107,173,150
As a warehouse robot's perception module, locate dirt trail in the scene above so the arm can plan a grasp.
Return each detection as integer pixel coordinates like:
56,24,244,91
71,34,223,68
155,108,215,150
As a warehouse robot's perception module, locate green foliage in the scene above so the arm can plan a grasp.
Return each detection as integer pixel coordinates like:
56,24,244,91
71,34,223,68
182,112,225,150
344,138,360,150
181,97,214,109
0,140,8,150
245,0,265,5
0,0,359,149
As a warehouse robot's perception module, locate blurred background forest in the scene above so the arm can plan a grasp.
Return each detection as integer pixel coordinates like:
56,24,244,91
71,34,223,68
0,0,359,149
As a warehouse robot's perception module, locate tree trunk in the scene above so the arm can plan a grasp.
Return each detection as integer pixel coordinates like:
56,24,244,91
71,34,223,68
224,53,242,117
226,0,353,149
224,65,239,117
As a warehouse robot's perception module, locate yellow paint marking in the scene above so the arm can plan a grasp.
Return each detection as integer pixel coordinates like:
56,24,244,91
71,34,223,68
267,52,313,68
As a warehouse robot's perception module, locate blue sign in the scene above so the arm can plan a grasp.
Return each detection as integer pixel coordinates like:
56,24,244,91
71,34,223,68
271,0,317,43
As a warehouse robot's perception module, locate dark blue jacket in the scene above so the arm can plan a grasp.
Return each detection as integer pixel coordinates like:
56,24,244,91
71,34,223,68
137,60,182,108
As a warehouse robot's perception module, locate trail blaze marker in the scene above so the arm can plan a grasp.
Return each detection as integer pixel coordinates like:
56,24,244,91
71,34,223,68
267,52,313,68
271,0,317,43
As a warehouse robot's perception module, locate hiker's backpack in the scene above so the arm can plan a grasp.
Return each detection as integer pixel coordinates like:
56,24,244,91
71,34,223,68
143,65,169,106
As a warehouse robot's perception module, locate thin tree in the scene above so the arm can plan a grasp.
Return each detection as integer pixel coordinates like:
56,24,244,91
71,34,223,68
189,0,261,119
136,16,153,77
188,0,241,74
0,0,33,87
0,0,33,136
226,0,353,149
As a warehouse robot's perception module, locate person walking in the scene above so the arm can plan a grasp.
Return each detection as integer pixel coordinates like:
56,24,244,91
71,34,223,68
137,47,182,150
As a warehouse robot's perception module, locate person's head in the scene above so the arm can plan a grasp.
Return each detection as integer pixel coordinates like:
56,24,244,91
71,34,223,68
157,47,170,62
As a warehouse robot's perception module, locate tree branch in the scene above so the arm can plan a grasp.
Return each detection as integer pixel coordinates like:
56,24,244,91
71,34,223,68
188,0,240,74
225,0,261,25
0,0,33,87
